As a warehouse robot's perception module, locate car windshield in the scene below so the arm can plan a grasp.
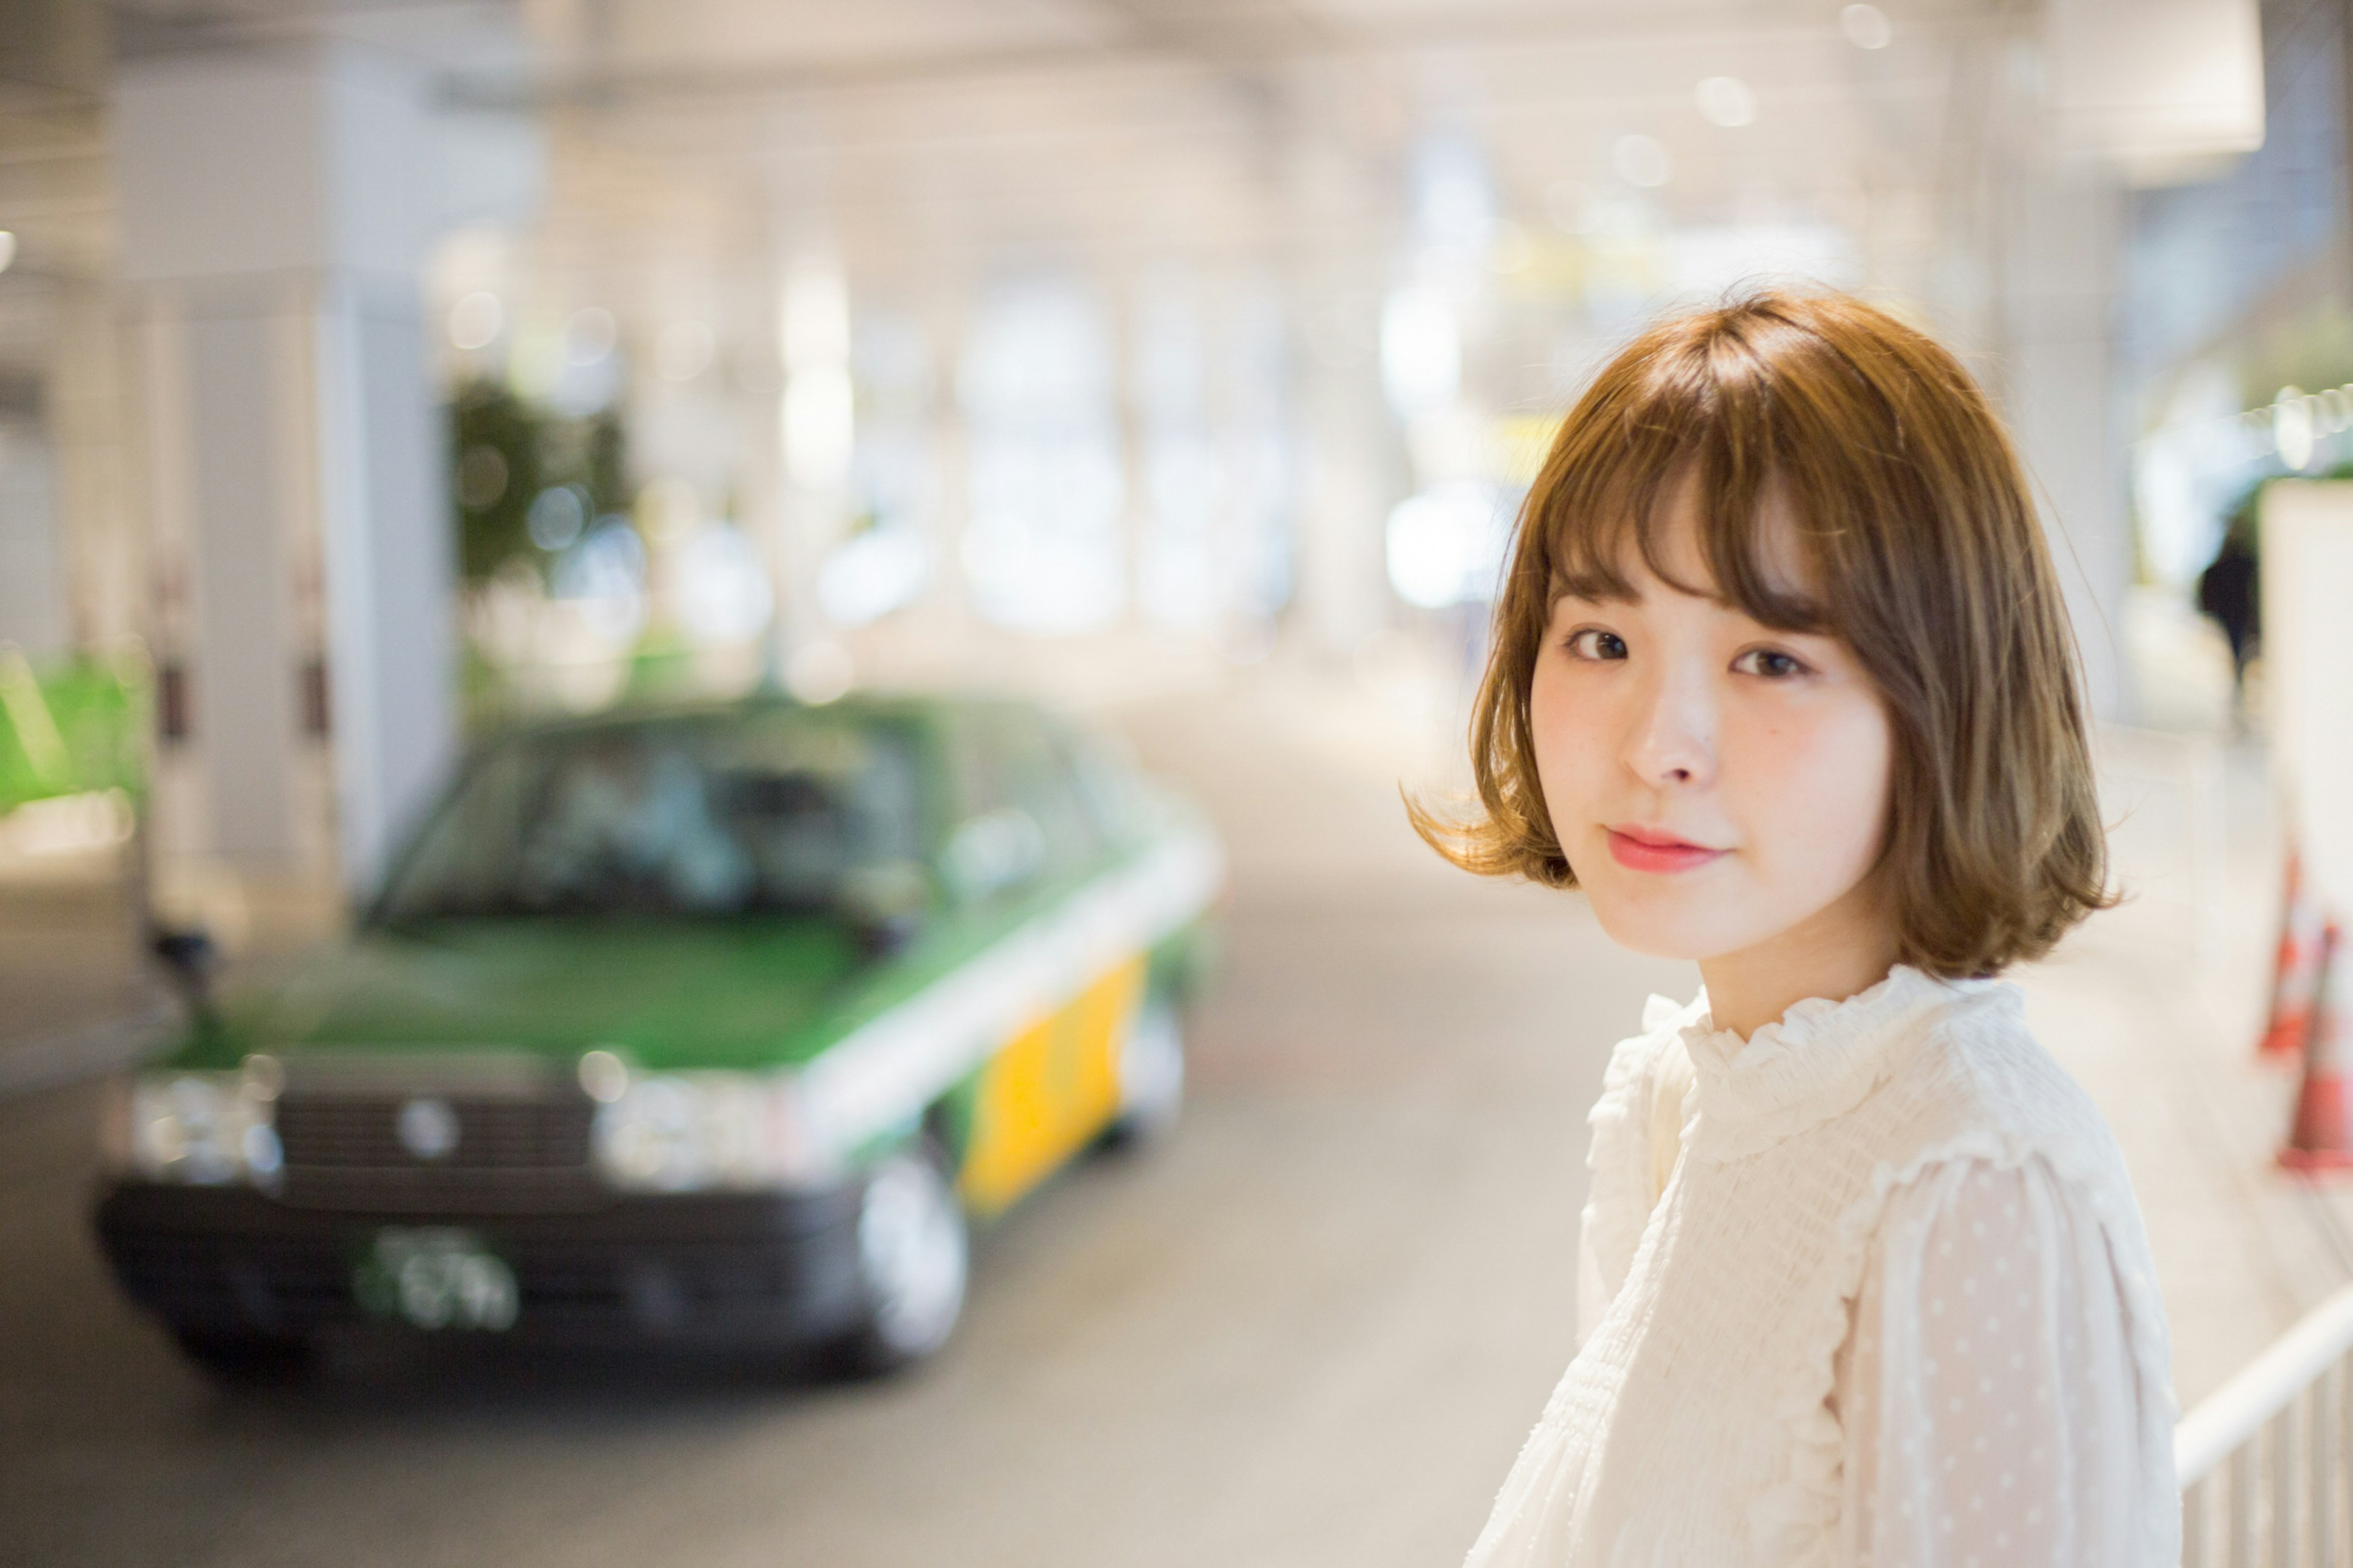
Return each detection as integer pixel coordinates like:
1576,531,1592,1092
374,709,928,923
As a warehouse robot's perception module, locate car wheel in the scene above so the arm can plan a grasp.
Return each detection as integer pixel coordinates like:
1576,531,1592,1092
1105,1000,1184,1146
835,1143,968,1376
170,1327,313,1384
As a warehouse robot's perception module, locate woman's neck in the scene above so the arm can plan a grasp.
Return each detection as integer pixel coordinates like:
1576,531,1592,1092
1697,877,1901,1043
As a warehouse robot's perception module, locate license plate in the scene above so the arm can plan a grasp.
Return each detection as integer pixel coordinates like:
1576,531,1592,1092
354,1227,519,1331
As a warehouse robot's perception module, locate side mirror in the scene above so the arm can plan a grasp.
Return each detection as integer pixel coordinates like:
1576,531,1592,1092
149,925,219,1006
838,862,931,959
853,909,923,960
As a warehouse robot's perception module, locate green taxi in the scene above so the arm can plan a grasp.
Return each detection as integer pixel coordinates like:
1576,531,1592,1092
94,694,1222,1377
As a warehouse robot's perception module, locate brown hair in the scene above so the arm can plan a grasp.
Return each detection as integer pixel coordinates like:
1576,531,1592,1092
1413,290,2111,979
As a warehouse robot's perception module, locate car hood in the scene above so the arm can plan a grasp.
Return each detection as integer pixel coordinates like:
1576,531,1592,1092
185,918,874,1074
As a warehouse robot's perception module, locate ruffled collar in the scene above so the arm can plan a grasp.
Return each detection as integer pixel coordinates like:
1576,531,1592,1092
1660,963,2015,1160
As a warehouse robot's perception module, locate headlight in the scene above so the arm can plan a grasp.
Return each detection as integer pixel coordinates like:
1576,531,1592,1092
114,1066,282,1189
588,1062,831,1193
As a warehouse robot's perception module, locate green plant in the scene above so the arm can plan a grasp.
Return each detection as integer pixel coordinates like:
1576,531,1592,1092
449,379,629,585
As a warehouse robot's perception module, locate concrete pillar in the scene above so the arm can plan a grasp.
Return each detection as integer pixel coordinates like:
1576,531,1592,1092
114,41,457,904
51,278,140,653
2019,0,2265,722
0,389,66,656
1281,72,1409,668
1996,163,2131,721
1295,333,1399,661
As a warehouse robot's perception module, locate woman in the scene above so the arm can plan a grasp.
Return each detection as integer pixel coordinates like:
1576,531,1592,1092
1418,291,2178,1566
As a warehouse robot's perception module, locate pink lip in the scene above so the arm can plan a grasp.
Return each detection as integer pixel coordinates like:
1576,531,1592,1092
1605,825,1729,873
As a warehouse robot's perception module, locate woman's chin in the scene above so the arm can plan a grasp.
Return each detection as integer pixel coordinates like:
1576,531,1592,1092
1585,892,1752,964
1587,909,1710,961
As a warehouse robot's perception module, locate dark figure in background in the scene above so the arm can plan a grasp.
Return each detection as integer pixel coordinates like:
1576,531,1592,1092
2197,511,2260,722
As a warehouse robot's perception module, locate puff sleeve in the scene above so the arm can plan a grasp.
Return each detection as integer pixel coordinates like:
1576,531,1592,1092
1833,1153,2178,1567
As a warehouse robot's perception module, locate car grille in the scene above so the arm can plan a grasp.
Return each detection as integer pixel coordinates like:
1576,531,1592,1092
271,1062,608,1213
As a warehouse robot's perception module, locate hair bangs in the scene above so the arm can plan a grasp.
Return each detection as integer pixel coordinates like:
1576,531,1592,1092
1536,357,1833,637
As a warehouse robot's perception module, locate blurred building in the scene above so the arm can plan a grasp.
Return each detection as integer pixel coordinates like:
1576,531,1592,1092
0,0,2313,930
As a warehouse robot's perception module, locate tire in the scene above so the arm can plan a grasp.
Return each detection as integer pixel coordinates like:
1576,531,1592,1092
1104,1000,1184,1147
832,1143,969,1376
170,1327,314,1384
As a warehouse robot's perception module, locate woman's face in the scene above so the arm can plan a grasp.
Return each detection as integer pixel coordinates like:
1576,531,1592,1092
1528,477,1896,966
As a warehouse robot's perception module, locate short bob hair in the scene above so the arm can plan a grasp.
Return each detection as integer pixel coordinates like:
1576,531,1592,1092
1417,290,2110,980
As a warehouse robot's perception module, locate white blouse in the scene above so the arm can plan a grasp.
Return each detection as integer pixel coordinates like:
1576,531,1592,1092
1467,964,2179,1567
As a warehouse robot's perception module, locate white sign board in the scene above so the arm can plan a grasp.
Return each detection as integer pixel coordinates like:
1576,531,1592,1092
2260,482,2353,920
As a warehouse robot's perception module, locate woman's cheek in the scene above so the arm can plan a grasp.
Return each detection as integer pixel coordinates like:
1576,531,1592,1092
1529,676,1603,860
1726,703,1844,856
1530,726,1586,859
1527,665,1571,777
1768,696,1892,887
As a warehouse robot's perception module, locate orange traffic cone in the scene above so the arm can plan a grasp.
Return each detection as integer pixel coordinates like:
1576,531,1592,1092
2260,850,2328,1064
2279,922,2353,1173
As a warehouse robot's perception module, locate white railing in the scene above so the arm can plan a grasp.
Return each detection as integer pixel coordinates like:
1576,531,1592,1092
2180,1283,2353,1566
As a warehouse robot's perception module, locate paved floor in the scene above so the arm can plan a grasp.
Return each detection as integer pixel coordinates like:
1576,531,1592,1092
0,672,2343,1566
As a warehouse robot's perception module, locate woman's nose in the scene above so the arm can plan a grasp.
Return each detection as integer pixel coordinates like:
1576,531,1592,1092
1626,667,1716,789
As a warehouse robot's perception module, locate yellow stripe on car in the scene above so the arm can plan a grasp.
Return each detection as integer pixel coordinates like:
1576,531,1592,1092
958,954,1145,1213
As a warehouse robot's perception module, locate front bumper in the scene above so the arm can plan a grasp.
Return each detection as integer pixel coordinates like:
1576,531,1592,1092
94,1181,866,1346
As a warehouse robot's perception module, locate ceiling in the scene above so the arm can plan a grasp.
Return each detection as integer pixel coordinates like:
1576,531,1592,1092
0,0,2032,387
0,0,2023,271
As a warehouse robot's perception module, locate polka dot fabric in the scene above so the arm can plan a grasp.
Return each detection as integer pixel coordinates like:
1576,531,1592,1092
1835,1154,2161,1566
1464,966,2178,1568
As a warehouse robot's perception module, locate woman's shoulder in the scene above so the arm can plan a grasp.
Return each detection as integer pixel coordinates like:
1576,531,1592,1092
1863,1001,2178,1422
1874,979,2140,1209
1591,990,1702,1137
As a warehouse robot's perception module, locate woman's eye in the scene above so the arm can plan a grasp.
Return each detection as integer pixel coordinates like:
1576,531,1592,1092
1735,648,1809,679
1565,629,1628,661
